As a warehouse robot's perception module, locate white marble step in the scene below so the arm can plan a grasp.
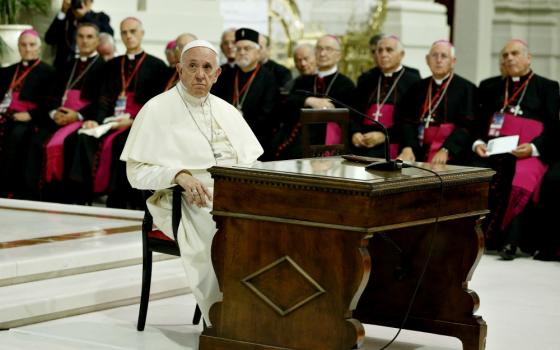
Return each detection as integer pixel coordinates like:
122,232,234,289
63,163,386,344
0,258,189,329
0,232,174,287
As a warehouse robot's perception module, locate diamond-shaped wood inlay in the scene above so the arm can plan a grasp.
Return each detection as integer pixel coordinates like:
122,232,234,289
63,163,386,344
241,256,325,316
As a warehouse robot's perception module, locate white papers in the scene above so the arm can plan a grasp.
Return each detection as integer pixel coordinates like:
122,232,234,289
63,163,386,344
77,114,130,138
77,123,114,138
486,135,519,156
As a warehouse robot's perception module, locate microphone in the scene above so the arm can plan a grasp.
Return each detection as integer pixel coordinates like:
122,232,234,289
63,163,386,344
295,89,407,171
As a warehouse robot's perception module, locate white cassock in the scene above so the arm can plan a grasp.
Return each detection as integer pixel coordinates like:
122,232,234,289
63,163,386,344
120,83,263,325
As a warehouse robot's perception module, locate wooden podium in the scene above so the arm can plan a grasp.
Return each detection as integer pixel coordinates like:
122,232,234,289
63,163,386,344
200,157,494,350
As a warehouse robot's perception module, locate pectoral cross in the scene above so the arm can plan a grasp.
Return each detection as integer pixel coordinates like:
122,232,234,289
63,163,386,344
509,105,523,116
424,114,433,128
373,109,382,121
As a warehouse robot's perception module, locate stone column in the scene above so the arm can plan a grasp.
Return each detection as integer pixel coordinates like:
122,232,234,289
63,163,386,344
453,0,494,84
383,0,450,78
493,0,560,81
94,0,223,62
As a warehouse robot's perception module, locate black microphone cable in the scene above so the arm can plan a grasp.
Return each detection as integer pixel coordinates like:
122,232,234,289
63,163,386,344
375,163,444,350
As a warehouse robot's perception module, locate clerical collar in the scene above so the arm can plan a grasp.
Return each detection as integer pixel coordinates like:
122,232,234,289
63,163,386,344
21,59,38,67
127,50,145,60
178,82,210,106
510,71,531,83
78,52,99,62
383,65,403,77
433,73,451,85
317,66,337,78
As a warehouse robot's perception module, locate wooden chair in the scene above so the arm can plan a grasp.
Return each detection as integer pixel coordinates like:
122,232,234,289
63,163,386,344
137,186,201,331
300,108,350,158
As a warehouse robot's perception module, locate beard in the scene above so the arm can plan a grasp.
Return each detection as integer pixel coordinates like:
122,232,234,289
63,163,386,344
236,56,254,68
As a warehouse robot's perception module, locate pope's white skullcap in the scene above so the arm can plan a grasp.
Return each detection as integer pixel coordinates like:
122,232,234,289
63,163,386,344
180,39,218,58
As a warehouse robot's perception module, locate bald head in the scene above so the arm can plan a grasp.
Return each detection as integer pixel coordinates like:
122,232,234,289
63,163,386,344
501,39,531,77
293,43,316,75
426,40,456,79
220,28,237,62
375,35,404,73
315,35,342,71
120,18,144,53
175,33,198,61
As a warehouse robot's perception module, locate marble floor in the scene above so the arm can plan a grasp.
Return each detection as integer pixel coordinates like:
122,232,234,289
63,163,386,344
0,199,559,349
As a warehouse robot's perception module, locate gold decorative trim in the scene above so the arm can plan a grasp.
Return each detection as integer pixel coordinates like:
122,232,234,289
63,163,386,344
213,210,489,233
210,165,495,197
242,256,325,316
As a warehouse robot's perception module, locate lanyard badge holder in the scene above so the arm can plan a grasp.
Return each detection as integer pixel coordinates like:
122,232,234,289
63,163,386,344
0,90,12,114
114,93,127,116
488,112,505,137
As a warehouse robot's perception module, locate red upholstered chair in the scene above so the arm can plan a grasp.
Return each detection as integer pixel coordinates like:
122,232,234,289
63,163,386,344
137,187,201,331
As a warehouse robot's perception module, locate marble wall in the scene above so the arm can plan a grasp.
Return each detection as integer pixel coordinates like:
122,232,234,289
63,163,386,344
9,0,560,83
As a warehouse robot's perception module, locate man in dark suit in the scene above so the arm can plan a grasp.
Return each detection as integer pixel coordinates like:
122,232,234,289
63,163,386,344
45,0,113,70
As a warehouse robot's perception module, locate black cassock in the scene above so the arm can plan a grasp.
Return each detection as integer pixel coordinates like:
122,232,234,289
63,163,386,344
475,72,560,249
271,71,355,160
396,73,478,164
45,10,113,70
0,60,56,198
350,66,420,158
69,52,167,208
262,59,292,91
211,64,278,152
39,55,106,202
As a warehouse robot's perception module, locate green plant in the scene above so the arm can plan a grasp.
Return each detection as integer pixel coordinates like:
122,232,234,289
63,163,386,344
0,0,51,25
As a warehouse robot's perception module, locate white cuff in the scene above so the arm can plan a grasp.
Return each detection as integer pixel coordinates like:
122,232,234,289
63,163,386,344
49,109,56,120
531,143,540,157
57,11,66,20
472,139,486,152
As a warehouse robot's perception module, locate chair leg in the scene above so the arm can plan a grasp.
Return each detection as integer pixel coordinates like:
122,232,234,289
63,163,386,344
193,304,202,325
137,250,153,331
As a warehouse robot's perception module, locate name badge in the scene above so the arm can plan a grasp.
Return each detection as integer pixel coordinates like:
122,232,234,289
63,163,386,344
488,112,505,137
114,95,127,116
0,91,13,114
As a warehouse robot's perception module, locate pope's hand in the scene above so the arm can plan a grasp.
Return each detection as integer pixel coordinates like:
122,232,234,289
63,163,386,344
175,172,212,208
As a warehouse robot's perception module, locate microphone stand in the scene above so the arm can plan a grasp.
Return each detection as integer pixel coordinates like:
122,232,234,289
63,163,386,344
296,90,407,171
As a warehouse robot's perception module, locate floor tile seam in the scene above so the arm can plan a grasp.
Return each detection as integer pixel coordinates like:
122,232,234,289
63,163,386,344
0,225,142,249
10,328,132,349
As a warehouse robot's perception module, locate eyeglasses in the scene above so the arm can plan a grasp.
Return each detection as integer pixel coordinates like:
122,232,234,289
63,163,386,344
316,46,340,54
185,62,215,75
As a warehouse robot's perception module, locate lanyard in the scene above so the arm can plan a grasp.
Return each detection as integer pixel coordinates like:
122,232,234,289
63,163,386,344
120,53,147,96
64,56,99,93
369,69,405,109
9,60,41,92
165,70,179,91
501,73,534,112
233,64,261,108
421,73,453,126
313,72,339,96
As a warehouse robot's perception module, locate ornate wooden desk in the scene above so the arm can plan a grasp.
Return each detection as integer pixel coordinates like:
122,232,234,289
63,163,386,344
200,157,494,350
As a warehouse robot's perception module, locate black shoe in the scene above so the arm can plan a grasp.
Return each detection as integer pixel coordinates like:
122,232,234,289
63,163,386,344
499,244,517,261
534,250,560,262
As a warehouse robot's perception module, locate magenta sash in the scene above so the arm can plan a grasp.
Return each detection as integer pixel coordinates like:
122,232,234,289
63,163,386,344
44,121,82,182
93,93,141,194
63,89,90,111
9,92,37,112
365,104,398,158
499,114,548,230
422,123,455,163
44,90,91,182
123,92,142,118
